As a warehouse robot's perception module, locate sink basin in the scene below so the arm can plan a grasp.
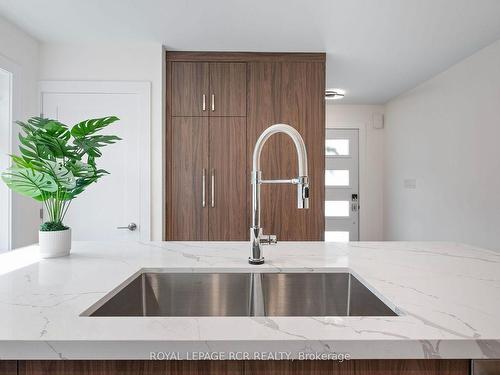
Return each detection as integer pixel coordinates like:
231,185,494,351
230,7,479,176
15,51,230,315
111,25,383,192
260,273,396,316
84,272,397,317
87,273,252,317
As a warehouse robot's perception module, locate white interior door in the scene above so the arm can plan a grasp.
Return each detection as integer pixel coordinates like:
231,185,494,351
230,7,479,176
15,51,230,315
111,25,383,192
40,82,150,241
325,128,359,241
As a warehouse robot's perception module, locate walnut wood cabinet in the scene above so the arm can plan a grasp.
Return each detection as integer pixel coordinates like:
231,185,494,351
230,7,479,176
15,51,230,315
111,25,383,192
208,117,247,240
171,62,209,117
0,361,17,375
12,360,471,375
166,52,325,241
209,63,247,116
246,60,325,240
170,117,209,240
167,58,247,240
171,61,246,117
169,116,247,240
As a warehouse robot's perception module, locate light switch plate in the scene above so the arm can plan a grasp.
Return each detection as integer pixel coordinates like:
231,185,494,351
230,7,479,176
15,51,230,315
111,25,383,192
404,178,417,189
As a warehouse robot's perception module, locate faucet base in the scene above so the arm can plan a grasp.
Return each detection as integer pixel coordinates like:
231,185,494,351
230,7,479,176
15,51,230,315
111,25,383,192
248,257,265,265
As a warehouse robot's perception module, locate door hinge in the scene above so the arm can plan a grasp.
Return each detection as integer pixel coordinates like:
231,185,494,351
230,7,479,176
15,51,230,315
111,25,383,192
40,208,44,220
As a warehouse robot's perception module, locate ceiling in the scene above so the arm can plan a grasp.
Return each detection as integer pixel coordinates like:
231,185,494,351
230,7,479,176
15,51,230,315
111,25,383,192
1,0,500,103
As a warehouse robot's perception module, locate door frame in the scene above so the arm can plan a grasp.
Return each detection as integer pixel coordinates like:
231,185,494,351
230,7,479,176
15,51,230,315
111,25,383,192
326,122,365,240
0,54,22,251
38,81,152,241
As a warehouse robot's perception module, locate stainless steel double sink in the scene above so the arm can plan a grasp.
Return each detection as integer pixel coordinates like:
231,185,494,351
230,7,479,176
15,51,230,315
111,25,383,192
83,272,397,317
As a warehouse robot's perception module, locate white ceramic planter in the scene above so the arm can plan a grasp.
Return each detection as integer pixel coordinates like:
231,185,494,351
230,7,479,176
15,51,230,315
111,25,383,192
39,228,72,258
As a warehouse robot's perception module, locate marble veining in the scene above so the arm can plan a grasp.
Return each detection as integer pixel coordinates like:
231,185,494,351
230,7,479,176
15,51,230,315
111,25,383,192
0,241,499,359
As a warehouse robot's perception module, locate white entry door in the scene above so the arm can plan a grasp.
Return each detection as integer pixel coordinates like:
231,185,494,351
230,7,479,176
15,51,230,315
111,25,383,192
40,82,150,241
325,128,359,241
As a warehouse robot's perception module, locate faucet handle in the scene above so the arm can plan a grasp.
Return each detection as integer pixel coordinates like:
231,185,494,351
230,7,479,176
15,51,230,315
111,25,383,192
297,176,310,209
303,185,309,198
260,234,277,245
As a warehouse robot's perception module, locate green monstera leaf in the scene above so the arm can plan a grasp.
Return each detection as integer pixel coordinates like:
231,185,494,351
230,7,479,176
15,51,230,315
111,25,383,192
73,135,121,157
71,116,119,138
67,160,95,177
1,168,57,198
46,161,76,189
2,116,121,227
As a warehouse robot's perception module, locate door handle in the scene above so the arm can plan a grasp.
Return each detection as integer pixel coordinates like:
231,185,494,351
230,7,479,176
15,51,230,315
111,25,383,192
211,94,215,112
117,223,137,231
202,168,206,207
351,193,359,212
202,94,206,111
211,169,215,207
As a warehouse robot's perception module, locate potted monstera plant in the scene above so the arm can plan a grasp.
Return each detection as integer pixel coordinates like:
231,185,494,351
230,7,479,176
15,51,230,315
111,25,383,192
1,116,121,258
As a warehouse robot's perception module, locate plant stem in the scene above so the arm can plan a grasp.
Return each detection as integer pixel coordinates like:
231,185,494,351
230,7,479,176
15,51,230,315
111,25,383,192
61,199,72,222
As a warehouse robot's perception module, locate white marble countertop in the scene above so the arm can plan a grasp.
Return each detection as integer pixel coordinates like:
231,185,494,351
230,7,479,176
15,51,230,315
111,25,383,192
0,241,499,360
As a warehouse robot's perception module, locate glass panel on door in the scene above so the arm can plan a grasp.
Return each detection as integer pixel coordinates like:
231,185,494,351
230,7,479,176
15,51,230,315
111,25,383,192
325,139,349,156
324,129,359,241
325,170,350,186
325,231,350,242
325,201,350,217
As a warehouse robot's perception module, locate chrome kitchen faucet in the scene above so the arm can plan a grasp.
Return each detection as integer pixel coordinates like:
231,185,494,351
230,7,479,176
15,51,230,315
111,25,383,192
249,124,309,265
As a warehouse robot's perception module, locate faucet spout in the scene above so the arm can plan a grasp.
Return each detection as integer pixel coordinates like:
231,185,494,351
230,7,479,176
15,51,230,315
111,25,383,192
249,124,309,265
252,125,308,177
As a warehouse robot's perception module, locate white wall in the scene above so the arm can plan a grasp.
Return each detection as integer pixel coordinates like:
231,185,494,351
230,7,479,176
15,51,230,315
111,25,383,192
0,14,40,249
39,42,165,241
384,38,500,251
326,104,385,240
0,69,10,251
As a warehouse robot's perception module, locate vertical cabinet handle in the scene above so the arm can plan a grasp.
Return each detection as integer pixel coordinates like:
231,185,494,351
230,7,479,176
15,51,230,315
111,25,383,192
211,169,215,207
202,168,206,207
202,94,206,111
211,94,215,112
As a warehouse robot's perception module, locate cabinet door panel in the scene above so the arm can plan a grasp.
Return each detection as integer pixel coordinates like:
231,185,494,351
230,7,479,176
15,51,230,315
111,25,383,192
247,62,325,240
245,360,470,375
209,117,247,240
16,360,469,375
209,63,247,116
172,62,209,116
19,360,244,375
0,361,17,375
170,117,209,240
